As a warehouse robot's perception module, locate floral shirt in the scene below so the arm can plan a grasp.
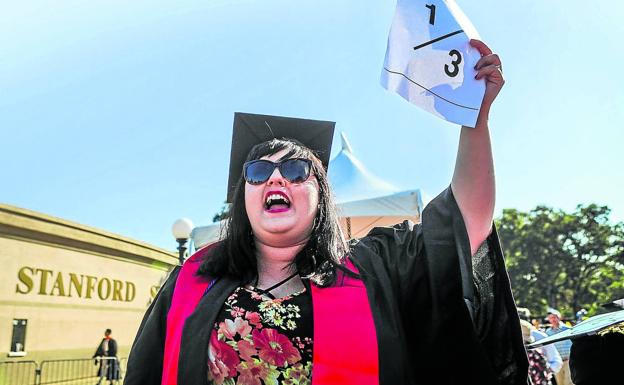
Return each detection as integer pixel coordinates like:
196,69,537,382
207,286,313,385
527,349,553,385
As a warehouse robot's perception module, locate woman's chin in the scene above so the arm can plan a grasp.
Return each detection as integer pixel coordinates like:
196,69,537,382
254,230,309,248
253,216,314,244
257,218,298,234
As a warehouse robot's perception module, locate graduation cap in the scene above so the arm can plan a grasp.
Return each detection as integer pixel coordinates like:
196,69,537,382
226,112,335,202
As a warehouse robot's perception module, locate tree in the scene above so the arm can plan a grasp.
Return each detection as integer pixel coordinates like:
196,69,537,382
496,204,624,318
212,203,230,223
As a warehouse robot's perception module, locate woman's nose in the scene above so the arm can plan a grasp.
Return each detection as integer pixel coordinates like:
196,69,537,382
266,167,286,186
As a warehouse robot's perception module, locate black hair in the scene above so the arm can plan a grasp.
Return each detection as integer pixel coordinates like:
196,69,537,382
198,138,348,286
105,329,112,335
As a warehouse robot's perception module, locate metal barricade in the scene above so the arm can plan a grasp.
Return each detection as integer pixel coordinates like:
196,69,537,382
0,360,38,385
93,357,121,385
118,358,128,379
0,357,125,385
39,358,94,385
39,357,120,385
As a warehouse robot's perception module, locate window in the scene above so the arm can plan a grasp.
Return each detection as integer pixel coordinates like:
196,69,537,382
10,319,27,356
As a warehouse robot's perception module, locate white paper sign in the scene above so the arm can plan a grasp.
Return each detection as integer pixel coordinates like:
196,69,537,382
381,0,485,127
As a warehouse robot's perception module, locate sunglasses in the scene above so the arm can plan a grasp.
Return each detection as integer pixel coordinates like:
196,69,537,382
243,158,312,185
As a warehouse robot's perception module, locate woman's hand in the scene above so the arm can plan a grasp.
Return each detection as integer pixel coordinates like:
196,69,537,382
471,39,505,124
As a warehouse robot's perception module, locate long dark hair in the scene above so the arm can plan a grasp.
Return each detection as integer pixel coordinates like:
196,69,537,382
198,138,348,286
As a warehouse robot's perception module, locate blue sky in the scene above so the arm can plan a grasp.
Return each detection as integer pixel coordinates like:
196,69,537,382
1,0,622,250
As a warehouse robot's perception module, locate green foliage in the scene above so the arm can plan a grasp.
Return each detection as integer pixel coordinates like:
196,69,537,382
212,203,230,223
496,204,624,319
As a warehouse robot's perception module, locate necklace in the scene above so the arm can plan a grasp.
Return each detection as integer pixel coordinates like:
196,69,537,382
249,271,300,300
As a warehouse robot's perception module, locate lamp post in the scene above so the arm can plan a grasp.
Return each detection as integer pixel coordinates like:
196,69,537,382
171,218,194,265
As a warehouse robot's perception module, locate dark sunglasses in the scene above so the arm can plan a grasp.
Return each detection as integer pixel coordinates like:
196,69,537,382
243,158,312,185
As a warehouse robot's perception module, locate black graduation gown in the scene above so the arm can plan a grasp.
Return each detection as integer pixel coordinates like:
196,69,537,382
124,187,528,385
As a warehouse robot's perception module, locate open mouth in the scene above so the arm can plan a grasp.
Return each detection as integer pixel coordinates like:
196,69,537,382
264,192,291,212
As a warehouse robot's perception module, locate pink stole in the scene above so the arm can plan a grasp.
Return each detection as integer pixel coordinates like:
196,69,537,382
162,247,212,385
162,251,379,385
310,260,379,385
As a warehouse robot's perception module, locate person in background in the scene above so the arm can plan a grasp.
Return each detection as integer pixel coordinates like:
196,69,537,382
517,308,562,375
569,299,624,384
93,329,120,385
569,323,623,385
520,320,553,385
545,310,574,385
574,309,587,324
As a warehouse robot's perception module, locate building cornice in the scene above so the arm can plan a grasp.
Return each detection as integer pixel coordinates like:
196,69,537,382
0,203,177,269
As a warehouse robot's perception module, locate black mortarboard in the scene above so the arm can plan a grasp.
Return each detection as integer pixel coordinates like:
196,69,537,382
226,112,335,202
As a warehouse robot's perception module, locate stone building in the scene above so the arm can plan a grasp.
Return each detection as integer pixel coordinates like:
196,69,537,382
0,204,177,362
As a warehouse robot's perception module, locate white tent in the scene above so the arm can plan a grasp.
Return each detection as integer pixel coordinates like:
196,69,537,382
330,133,424,238
191,133,425,248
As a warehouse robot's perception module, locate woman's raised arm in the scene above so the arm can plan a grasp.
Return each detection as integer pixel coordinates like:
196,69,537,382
450,39,505,256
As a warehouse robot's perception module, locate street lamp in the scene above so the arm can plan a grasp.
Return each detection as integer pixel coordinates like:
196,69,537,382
171,218,194,265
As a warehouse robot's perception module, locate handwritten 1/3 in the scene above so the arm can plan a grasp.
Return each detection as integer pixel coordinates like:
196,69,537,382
414,3,463,78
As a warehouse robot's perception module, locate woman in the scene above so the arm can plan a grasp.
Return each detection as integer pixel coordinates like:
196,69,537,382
125,40,528,385
93,329,120,385
520,320,554,385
